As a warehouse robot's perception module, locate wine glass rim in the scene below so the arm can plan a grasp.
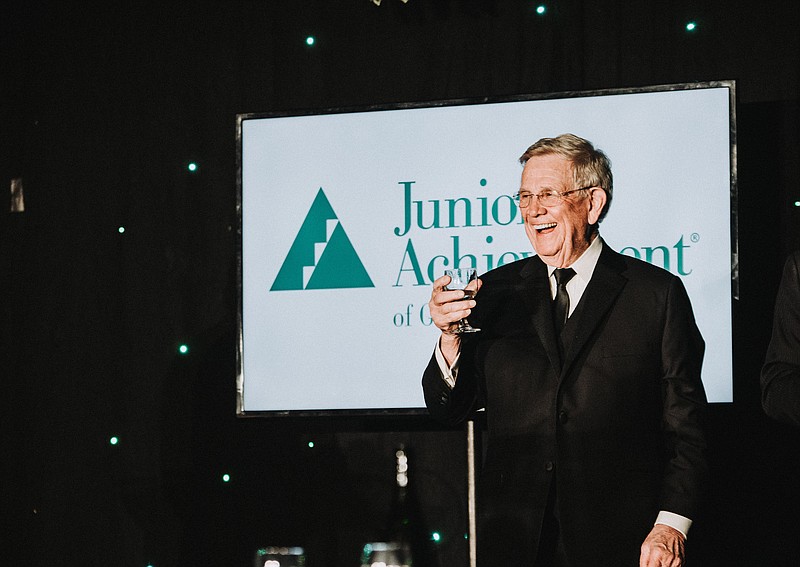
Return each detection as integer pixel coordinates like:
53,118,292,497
444,267,477,277
256,546,305,556
362,541,406,551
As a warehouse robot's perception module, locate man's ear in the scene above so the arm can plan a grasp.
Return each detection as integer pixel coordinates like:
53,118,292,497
587,188,607,225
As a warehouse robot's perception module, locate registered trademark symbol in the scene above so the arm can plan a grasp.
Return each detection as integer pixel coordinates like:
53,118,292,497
691,233,700,243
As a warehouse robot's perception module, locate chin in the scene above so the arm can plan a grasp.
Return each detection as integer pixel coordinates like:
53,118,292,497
532,237,562,257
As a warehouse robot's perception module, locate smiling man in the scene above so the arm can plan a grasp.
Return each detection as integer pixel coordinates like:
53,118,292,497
423,134,708,566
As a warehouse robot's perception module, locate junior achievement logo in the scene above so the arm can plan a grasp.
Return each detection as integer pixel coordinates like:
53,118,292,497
271,188,374,291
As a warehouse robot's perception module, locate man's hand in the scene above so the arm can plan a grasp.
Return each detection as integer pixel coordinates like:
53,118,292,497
639,524,685,567
428,274,481,364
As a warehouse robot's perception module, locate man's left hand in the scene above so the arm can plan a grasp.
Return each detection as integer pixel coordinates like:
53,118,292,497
639,524,685,567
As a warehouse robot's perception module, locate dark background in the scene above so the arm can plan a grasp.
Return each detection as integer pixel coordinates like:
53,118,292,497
2,2,799,566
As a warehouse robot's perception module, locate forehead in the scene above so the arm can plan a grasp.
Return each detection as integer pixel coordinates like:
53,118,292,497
520,153,573,190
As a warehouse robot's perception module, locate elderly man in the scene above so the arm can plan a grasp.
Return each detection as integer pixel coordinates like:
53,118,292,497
423,134,708,566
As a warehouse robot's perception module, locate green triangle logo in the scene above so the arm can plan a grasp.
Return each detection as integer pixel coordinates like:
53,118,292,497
271,189,374,291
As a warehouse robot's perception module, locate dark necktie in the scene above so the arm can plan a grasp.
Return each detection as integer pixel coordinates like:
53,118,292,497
553,268,576,334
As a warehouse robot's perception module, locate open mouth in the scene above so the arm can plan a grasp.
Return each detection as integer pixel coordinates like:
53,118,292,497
533,222,557,233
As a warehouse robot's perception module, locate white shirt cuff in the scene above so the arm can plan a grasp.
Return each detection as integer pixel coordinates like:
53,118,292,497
655,511,692,539
434,338,460,389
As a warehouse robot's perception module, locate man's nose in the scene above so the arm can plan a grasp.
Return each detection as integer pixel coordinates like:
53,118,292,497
528,198,547,215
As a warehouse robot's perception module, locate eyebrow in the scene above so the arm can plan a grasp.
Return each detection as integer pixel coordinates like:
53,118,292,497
518,186,562,193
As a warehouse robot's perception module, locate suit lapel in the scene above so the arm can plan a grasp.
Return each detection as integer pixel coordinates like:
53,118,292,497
561,246,628,377
518,257,563,376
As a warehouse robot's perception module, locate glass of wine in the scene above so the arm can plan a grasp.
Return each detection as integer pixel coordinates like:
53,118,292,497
253,546,306,567
444,267,481,334
360,541,412,567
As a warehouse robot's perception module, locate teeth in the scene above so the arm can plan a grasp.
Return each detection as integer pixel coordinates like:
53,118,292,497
534,222,557,230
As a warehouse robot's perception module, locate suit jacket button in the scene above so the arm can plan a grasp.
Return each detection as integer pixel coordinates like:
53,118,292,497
558,410,569,424
545,461,554,471
439,393,449,404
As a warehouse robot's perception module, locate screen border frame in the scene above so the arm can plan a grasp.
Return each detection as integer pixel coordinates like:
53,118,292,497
235,80,738,418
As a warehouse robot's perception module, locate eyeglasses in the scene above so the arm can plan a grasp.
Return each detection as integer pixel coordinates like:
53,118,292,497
513,187,591,208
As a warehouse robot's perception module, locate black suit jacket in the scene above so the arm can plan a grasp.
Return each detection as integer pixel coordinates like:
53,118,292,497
423,244,708,566
761,250,800,427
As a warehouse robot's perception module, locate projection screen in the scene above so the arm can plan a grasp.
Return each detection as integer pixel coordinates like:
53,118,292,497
237,81,736,415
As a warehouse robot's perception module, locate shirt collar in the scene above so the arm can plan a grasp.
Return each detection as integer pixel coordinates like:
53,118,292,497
546,235,604,281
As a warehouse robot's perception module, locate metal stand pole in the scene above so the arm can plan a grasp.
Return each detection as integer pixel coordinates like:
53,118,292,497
467,419,477,567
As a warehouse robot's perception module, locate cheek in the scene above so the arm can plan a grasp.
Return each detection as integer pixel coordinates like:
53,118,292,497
523,223,537,243
561,209,584,231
